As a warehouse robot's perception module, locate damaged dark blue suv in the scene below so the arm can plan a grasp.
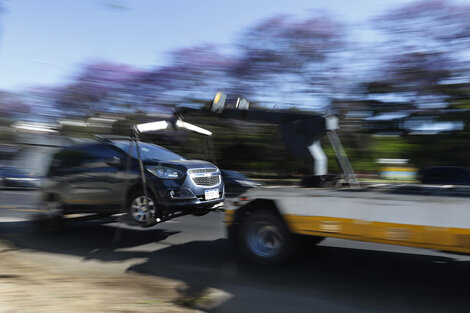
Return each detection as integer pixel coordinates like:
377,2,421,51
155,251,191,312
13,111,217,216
42,140,224,225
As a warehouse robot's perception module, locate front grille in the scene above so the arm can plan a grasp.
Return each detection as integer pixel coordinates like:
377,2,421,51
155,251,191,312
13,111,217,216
192,175,220,187
188,168,218,174
188,168,221,187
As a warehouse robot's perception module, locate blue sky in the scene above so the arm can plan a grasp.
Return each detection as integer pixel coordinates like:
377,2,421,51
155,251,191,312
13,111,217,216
0,0,417,91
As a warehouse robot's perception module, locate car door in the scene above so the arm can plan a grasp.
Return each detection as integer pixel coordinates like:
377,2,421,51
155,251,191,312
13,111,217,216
65,144,126,209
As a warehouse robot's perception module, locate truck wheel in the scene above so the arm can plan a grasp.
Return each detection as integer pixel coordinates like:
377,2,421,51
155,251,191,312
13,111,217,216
126,191,158,227
238,211,294,265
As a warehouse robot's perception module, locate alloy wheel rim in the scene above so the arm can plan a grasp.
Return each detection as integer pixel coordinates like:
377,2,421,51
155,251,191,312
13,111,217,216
130,196,155,223
43,201,62,214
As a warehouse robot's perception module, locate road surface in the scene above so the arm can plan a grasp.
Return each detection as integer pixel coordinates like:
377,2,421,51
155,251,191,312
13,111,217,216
1,189,470,313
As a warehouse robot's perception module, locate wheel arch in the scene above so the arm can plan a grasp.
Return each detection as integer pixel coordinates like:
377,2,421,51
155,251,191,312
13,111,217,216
125,183,157,205
42,192,62,203
232,198,297,265
234,198,280,219
231,198,293,233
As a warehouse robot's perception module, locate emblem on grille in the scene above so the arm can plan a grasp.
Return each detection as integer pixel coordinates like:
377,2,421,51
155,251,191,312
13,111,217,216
188,168,221,187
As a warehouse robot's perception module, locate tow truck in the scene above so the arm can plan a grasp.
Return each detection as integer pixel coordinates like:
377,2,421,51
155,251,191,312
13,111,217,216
205,92,470,265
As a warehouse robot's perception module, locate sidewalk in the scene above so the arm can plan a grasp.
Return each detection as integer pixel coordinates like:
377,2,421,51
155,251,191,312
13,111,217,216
0,238,197,313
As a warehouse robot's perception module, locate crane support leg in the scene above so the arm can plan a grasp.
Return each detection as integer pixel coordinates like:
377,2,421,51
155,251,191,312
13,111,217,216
326,130,360,188
307,140,327,176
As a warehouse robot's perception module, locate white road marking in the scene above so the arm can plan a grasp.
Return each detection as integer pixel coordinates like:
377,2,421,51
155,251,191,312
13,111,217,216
0,191,39,196
0,217,27,222
9,208,45,212
0,205,36,209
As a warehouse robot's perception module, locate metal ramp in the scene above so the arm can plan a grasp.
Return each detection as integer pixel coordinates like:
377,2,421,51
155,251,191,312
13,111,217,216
327,130,360,188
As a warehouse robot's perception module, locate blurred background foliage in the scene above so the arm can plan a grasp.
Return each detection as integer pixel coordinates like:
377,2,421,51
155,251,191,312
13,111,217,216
1,0,470,177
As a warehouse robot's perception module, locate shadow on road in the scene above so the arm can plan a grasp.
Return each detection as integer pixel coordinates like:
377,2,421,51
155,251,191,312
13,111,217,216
0,219,180,261
1,219,470,313
129,239,470,313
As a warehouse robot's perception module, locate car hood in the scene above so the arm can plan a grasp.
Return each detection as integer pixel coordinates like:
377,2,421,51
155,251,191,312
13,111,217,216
145,159,218,171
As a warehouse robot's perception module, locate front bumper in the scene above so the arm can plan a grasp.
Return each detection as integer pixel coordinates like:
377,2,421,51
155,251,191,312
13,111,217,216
145,165,225,212
158,188,225,211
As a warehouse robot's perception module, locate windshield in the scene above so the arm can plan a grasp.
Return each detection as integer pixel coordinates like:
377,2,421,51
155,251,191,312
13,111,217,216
114,141,185,161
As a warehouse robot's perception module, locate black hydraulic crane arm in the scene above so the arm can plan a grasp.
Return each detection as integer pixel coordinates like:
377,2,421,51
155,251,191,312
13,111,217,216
174,93,338,158
175,92,358,188
217,109,338,167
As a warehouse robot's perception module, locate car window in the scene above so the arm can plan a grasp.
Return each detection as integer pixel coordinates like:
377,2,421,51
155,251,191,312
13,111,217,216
427,168,452,177
114,141,185,161
436,167,463,177
0,167,26,175
422,167,469,180
51,148,87,168
48,144,123,176
84,144,123,163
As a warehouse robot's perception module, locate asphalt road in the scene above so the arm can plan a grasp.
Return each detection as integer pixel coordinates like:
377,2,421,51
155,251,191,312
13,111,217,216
0,189,42,220
2,189,470,313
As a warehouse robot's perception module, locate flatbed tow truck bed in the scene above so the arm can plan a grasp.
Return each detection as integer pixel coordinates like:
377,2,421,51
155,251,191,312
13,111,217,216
225,184,470,264
199,92,470,264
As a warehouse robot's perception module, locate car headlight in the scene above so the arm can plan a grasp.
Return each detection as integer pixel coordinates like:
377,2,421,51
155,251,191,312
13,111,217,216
146,166,183,179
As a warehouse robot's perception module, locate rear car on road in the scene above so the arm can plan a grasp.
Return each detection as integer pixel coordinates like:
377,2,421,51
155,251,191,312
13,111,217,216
0,167,41,189
418,166,470,185
221,170,263,197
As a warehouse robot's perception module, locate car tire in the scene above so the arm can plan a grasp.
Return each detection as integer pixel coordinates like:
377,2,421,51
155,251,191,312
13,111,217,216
41,198,64,217
33,199,64,234
238,210,295,265
125,190,158,227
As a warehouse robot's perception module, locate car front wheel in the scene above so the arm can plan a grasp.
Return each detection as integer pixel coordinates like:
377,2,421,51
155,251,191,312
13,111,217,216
126,191,158,227
33,198,64,234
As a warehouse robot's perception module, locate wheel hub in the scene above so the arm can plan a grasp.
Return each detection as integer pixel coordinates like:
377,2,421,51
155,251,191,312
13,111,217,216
42,201,62,215
247,222,283,258
130,196,155,223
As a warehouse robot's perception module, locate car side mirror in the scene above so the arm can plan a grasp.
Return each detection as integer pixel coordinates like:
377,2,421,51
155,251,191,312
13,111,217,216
106,156,123,168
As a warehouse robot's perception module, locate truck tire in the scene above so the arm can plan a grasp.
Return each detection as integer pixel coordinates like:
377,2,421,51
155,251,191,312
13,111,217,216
238,211,294,265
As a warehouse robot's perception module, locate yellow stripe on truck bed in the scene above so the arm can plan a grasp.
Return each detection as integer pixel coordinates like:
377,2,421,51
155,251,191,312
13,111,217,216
283,214,470,254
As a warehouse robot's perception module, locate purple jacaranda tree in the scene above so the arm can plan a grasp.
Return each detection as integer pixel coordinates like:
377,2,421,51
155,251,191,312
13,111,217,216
50,51,234,117
233,14,346,110
0,91,30,119
375,0,470,52
368,0,470,110
53,62,148,116
137,45,235,107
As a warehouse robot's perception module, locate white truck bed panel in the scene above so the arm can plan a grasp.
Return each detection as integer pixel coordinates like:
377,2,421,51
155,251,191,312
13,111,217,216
244,186,470,228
